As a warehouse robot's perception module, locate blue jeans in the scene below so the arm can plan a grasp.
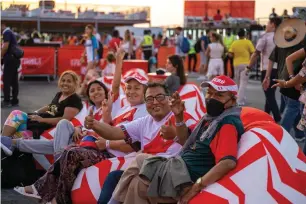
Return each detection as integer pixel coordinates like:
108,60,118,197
98,170,124,204
280,95,304,139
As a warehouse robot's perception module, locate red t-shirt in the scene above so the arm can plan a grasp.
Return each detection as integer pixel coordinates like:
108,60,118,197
213,14,223,21
108,37,121,52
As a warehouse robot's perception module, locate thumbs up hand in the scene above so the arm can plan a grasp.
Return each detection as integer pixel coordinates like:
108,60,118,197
160,119,176,140
85,108,95,129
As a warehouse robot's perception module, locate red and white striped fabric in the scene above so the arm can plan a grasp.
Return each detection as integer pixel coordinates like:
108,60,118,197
190,122,306,204
71,112,197,204
178,83,206,121
32,103,89,170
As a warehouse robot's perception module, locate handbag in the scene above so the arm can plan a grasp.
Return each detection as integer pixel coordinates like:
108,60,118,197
27,113,54,139
11,44,24,59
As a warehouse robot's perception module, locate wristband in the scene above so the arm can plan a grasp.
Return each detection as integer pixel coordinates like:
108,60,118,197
175,121,185,127
289,75,295,79
106,140,110,149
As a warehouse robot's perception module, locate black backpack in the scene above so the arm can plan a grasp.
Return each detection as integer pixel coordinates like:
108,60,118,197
194,39,202,53
1,150,40,188
97,41,104,59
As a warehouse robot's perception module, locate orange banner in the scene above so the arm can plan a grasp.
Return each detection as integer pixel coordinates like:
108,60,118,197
21,47,55,75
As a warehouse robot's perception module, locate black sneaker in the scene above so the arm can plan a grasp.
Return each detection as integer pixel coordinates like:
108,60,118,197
11,99,19,107
1,101,12,108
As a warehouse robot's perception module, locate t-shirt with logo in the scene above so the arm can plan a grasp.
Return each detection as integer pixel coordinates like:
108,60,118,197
181,115,244,182
121,111,197,158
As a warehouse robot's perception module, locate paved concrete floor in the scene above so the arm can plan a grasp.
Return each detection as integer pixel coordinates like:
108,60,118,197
0,76,302,203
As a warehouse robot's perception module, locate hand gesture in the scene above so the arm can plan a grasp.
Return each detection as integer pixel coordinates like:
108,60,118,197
85,108,95,129
29,115,43,123
72,127,87,142
271,79,286,88
95,137,107,151
160,120,176,140
102,91,113,115
178,183,202,204
262,77,270,91
169,92,185,116
115,42,126,61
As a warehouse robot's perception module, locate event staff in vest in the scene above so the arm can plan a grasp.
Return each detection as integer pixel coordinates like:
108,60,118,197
223,28,236,78
139,29,153,72
1,23,21,107
111,75,244,204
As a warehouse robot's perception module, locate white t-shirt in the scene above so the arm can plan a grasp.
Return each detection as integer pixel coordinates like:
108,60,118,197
121,111,197,158
103,63,116,76
209,42,224,59
256,32,277,71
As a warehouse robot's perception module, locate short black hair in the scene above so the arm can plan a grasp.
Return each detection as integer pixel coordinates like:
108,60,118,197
238,29,245,37
112,30,119,38
144,83,170,96
86,80,109,105
269,17,282,28
175,27,183,31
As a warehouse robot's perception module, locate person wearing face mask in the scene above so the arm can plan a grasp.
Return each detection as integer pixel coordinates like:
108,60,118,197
109,75,244,204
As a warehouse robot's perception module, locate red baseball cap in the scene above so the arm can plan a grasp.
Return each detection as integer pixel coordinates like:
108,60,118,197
200,75,238,96
123,69,148,85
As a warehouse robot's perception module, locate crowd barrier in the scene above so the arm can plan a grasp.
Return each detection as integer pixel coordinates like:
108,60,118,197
21,47,56,80
18,46,203,79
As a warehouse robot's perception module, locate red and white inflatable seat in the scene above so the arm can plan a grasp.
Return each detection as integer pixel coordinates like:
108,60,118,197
70,107,306,204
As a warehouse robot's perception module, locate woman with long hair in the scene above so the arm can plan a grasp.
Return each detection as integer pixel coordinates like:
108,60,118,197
80,24,99,71
1,71,83,155
165,54,187,95
205,32,225,80
121,29,134,60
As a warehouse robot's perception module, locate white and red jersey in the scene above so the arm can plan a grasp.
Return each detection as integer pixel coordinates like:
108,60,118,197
121,111,197,158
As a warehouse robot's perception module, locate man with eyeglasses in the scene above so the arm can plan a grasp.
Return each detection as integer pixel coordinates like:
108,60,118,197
110,75,245,204
85,83,197,204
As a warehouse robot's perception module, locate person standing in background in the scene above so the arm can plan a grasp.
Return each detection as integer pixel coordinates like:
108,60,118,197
248,17,282,123
187,34,197,74
262,18,306,142
223,28,236,78
197,31,210,81
108,30,121,52
269,8,278,19
174,27,185,60
138,30,153,72
1,23,21,107
229,29,255,106
121,30,134,60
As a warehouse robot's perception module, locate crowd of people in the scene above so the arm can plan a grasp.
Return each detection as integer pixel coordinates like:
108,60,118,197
1,7,306,204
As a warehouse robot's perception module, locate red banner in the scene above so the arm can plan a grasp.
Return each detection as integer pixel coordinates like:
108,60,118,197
58,47,85,75
21,47,55,75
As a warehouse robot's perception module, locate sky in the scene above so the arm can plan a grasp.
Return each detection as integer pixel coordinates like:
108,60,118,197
2,0,306,26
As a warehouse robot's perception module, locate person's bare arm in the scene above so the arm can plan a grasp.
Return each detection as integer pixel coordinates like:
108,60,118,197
1,42,9,58
286,48,306,77
199,159,236,187
92,120,125,140
272,75,306,88
248,50,260,68
109,140,134,153
111,48,125,96
31,107,80,125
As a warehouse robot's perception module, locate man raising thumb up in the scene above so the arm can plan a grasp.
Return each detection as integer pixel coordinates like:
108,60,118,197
85,108,95,129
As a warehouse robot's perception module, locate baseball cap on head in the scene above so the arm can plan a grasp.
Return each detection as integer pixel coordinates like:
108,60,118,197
201,75,238,97
123,68,149,85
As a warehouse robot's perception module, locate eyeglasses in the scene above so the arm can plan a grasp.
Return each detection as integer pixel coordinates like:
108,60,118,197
145,94,168,104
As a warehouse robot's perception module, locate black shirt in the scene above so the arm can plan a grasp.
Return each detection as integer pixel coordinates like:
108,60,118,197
45,92,83,118
269,40,305,100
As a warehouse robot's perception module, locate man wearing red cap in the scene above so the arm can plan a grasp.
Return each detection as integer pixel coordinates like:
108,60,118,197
111,75,245,204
